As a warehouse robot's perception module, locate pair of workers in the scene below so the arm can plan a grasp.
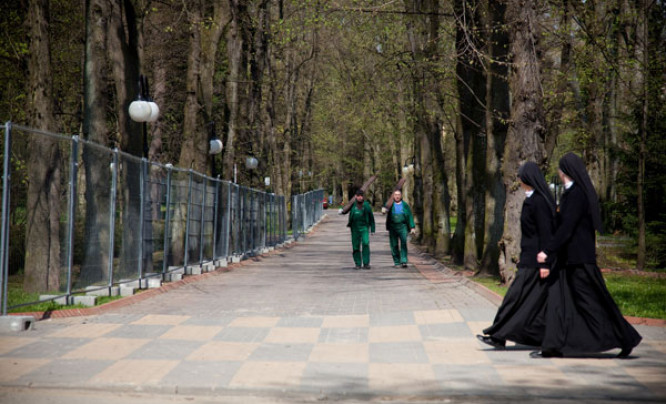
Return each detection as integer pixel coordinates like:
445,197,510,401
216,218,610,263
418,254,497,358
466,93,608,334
347,189,415,269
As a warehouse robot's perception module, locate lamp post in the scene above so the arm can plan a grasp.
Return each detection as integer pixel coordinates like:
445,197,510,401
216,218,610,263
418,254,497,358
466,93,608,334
207,121,223,178
128,74,159,158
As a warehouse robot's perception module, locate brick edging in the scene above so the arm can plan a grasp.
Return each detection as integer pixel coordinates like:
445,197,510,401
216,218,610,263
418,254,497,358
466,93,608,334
408,242,666,328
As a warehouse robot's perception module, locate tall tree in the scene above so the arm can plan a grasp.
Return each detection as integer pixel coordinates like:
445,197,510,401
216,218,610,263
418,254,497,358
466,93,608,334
23,0,62,293
499,0,547,282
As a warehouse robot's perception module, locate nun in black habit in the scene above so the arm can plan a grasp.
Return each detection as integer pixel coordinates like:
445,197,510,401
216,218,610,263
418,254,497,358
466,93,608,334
533,152,642,358
477,162,555,349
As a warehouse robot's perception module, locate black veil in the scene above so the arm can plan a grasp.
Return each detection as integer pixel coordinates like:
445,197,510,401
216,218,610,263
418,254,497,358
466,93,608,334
558,152,603,232
518,161,556,217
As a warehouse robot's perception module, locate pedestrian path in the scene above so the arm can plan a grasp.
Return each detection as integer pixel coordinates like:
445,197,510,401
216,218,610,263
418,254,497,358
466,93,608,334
0,213,665,403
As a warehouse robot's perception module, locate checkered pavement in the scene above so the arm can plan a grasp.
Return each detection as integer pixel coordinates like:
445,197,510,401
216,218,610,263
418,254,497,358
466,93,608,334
0,213,665,402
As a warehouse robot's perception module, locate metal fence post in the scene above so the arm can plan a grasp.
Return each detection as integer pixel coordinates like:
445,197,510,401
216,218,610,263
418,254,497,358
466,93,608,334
0,122,12,315
162,165,173,275
107,149,119,289
184,169,194,270
212,178,220,261
224,182,231,258
138,158,146,280
199,177,206,267
65,136,80,301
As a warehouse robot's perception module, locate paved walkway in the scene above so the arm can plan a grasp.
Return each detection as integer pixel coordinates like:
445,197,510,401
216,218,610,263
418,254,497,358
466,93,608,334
1,213,665,403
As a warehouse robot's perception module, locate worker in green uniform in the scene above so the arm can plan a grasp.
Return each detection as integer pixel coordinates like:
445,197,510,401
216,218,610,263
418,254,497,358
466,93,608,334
347,189,375,269
386,190,415,268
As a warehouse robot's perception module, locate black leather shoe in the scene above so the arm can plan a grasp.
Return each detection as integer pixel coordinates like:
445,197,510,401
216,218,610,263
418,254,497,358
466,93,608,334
363,265,371,270
401,263,408,268
617,347,633,358
476,334,506,349
355,266,361,270
529,350,563,358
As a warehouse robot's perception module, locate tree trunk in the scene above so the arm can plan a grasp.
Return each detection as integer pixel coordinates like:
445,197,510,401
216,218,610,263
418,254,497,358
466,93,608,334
81,0,111,284
636,0,648,270
479,0,509,276
222,0,245,181
24,0,62,293
500,0,546,283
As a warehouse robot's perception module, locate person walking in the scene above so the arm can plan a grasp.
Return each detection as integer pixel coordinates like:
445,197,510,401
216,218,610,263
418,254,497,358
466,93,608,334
477,162,555,349
385,190,415,268
347,189,375,269
533,152,642,358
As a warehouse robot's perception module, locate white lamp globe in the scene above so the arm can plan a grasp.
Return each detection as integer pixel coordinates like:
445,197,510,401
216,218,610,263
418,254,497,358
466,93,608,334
129,100,151,122
245,156,258,170
209,139,223,155
147,102,160,122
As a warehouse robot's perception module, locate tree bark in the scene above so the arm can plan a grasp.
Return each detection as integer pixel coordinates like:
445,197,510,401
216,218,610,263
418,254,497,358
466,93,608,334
500,0,546,283
479,0,509,276
24,0,62,293
81,0,112,284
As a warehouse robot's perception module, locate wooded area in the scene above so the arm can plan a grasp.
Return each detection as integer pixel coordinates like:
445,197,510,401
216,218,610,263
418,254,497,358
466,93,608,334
1,0,665,291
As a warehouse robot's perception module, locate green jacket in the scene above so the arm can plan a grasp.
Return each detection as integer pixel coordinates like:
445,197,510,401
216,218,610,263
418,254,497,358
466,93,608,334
347,200,375,233
386,201,415,231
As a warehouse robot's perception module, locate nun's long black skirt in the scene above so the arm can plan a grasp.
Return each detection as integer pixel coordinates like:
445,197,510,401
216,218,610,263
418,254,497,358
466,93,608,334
483,266,547,346
542,263,642,354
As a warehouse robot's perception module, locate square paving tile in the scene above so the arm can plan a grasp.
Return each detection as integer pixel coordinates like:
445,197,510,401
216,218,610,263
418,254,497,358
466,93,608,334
228,316,280,328
4,338,90,359
369,312,414,326
131,314,190,326
277,316,324,328
318,327,368,343
14,358,113,385
321,315,369,328
424,339,492,365
369,342,429,363
46,323,121,339
368,363,437,393
158,325,223,341
213,327,270,342
264,327,320,344
309,343,368,363
125,339,204,360
104,324,173,339
419,323,474,339
0,337,40,356
229,361,306,389
89,359,179,385
160,360,242,388
0,358,50,382
368,325,421,343
300,362,368,393
249,343,314,362
624,366,666,397
414,309,464,324
495,364,580,389
62,338,150,360
187,342,259,361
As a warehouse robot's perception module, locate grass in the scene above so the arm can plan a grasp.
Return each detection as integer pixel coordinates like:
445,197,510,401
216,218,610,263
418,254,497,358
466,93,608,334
468,272,666,320
6,275,126,313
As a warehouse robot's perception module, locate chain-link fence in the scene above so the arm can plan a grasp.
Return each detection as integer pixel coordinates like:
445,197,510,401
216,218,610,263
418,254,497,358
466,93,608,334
292,189,324,240
0,123,297,314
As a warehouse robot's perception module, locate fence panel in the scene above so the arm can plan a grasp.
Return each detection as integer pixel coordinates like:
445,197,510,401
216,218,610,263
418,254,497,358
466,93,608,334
0,123,325,314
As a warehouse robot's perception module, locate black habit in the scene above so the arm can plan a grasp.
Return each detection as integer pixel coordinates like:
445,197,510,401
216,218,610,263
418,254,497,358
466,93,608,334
541,153,642,355
483,162,555,346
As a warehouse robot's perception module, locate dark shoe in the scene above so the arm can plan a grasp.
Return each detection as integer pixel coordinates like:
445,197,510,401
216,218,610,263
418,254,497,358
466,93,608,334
617,347,633,358
401,263,408,268
529,350,563,359
476,334,505,349
354,265,361,270
363,265,371,270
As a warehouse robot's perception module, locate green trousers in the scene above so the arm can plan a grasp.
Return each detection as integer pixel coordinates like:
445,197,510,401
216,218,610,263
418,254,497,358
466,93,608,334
389,225,409,265
351,227,370,266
